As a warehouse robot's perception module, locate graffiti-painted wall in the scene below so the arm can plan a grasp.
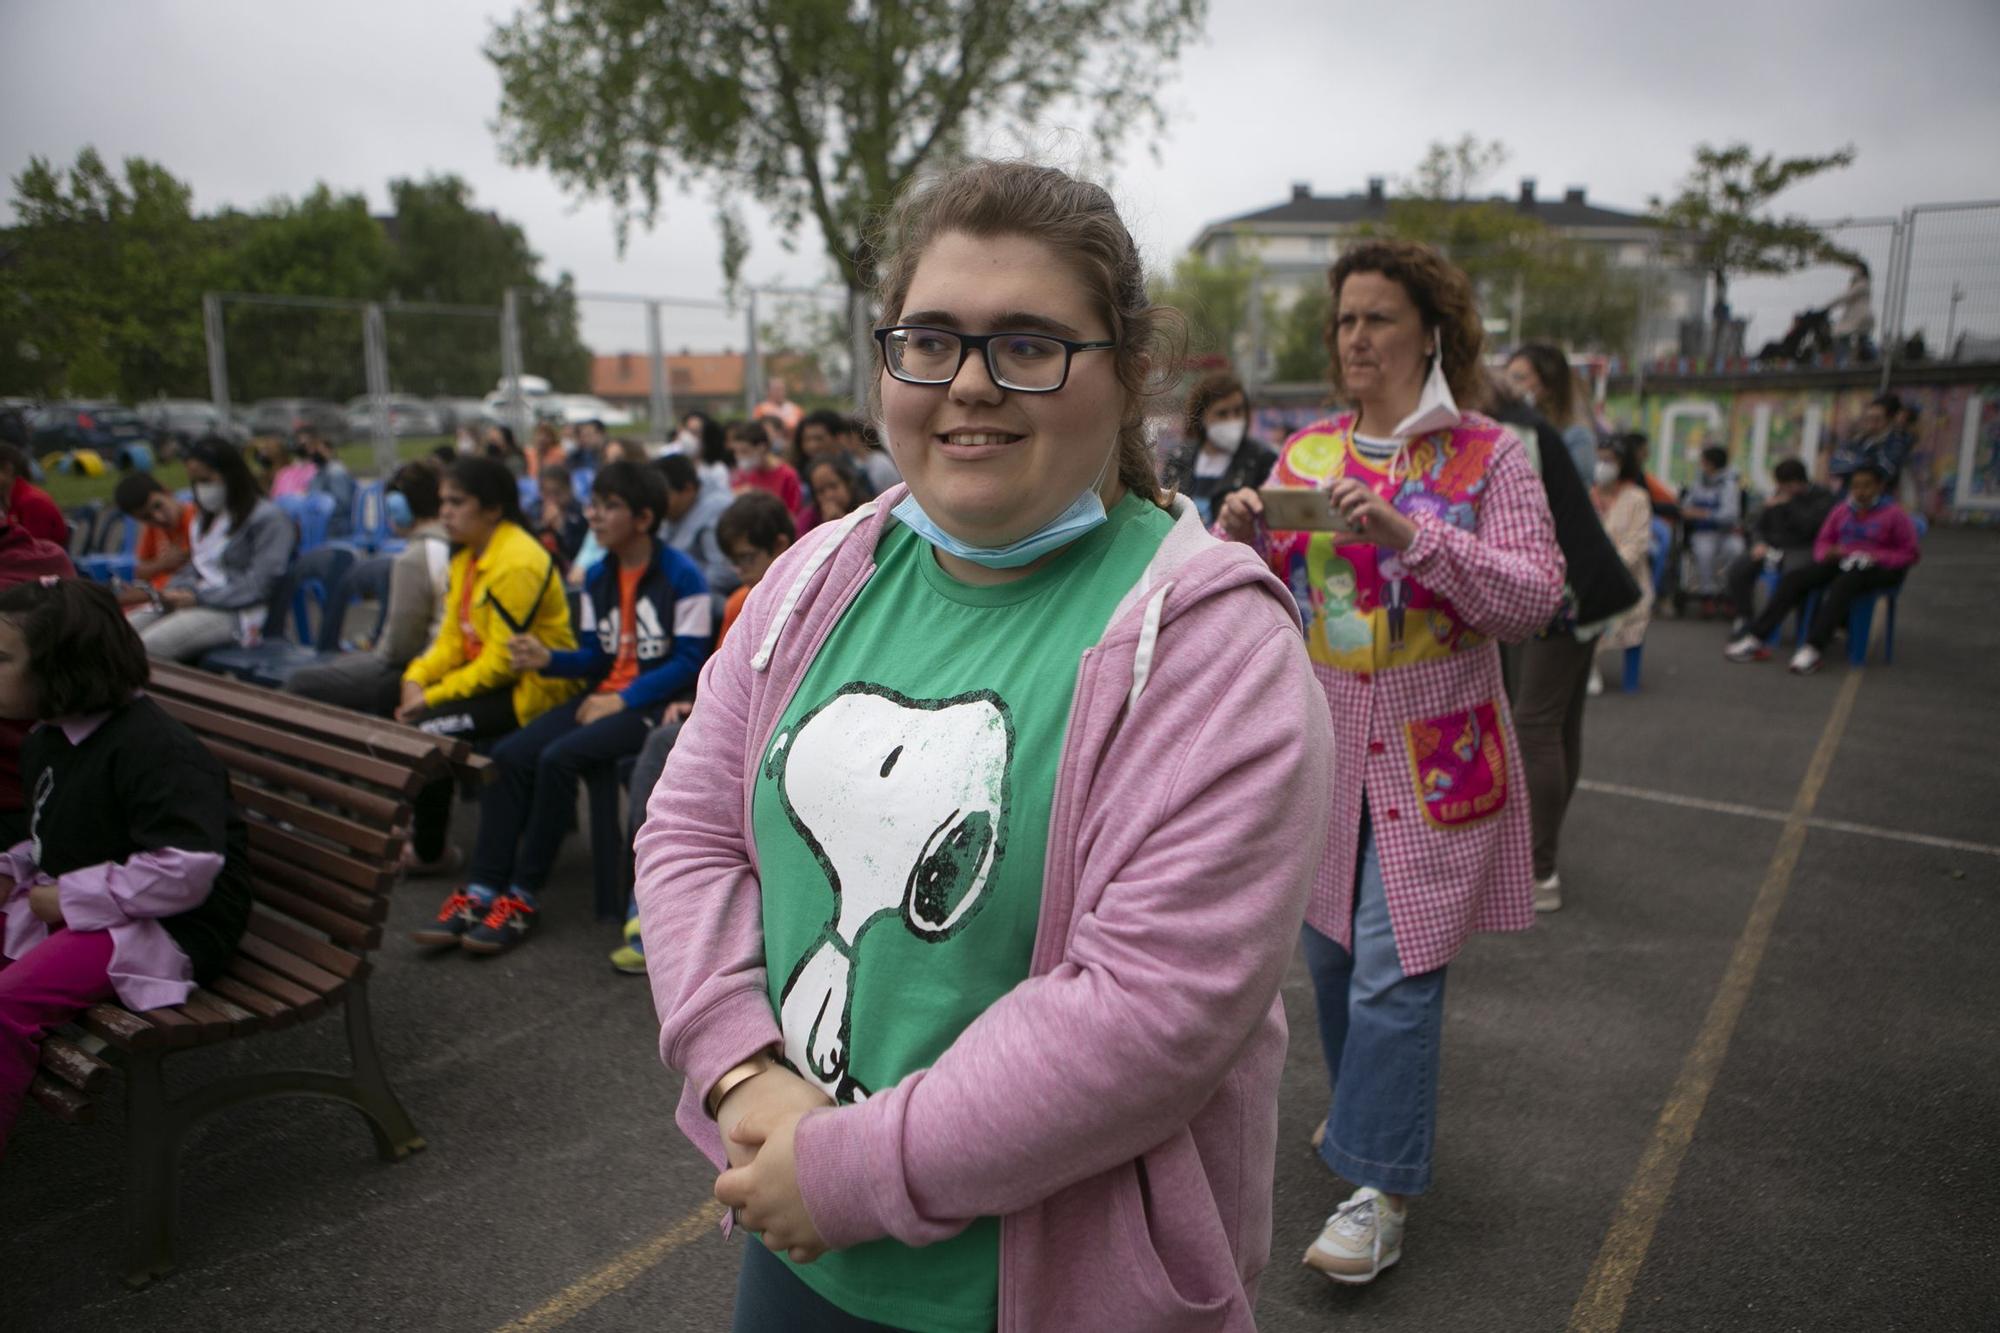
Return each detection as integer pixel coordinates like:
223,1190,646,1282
1603,380,2000,520
1151,376,2000,523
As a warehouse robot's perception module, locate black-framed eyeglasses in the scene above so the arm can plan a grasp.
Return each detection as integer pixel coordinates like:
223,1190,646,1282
874,324,1116,394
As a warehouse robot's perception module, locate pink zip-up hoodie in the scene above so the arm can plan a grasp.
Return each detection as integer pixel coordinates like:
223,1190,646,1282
635,487,1334,1331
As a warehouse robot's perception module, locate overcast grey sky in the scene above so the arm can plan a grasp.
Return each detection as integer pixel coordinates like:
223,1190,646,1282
6,0,1999,361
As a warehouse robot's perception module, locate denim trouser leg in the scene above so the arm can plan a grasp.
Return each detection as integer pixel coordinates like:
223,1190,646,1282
509,701,660,896
469,697,585,891
1301,818,1448,1196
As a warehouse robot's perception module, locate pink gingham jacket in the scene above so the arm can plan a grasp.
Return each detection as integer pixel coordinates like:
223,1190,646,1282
1240,410,1565,974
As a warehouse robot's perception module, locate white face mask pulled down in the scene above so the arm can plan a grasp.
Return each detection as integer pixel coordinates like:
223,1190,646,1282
1329,331,1462,491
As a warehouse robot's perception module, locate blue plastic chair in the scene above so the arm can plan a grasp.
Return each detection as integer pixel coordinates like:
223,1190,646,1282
277,492,338,552
1622,517,1673,692
75,513,141,583
200,546,358,687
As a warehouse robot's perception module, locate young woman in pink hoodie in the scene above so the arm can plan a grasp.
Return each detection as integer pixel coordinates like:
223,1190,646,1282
634,159,1333,1331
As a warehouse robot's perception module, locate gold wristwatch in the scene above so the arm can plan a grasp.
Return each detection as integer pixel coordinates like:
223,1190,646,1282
705,1050,777,1118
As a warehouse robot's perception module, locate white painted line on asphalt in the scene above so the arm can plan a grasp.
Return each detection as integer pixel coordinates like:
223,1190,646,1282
1577,779,2000,860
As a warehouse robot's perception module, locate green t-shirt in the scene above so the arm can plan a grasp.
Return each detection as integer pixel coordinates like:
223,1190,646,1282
753,493,1174,1331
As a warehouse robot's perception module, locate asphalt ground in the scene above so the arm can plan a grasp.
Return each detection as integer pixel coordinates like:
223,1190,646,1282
7,528,1998,1332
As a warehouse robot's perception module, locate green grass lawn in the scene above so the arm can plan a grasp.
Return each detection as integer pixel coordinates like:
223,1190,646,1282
43,436,452,510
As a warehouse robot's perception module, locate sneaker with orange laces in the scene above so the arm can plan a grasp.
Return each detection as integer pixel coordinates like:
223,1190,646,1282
410,889,485,948
461,891,538,955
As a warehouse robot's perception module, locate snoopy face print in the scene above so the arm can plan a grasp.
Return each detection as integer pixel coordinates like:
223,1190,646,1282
764,684,1015,1102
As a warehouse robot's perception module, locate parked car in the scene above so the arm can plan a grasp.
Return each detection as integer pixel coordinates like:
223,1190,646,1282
541,393,637,429
435,397,495,433
139,398,250,453
247,399,350,443
30,401,156,463
345,393,447,438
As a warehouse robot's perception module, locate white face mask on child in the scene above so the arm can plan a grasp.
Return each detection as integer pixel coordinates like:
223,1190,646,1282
193,481,228,514
1593,460,1619,486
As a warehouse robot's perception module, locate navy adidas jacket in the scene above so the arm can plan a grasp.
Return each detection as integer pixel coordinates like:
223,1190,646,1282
543,540,712,710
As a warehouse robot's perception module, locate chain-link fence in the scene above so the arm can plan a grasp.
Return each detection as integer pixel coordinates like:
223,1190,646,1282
1888,201,2000,365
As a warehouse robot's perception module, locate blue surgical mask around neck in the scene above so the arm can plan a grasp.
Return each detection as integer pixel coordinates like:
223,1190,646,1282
893,451,1115,570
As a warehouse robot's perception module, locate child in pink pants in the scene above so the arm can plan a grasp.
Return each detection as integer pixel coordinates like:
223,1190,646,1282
0,579,250,1154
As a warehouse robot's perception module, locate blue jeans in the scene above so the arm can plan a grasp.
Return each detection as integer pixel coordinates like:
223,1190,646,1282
470,694,660,896
1301,817,1448,1196
732,1240,904,1331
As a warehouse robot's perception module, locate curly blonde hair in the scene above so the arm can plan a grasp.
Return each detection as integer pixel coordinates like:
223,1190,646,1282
872,158,1183,508
1323,239,1488,411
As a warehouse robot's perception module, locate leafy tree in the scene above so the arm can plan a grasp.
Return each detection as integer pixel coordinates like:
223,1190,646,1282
1405,133,1510,202
1270,281,1330,384
1,149,220,399
1148,247,1264,366
1650,141,1856,357
382,174,590,394
487,0,1208,297
1364,138,1644,354
219,186,395,401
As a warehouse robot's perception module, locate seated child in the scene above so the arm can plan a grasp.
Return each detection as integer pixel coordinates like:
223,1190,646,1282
411,462,712,956
112,472,194,589
610,489,795,975
0,579,250,1154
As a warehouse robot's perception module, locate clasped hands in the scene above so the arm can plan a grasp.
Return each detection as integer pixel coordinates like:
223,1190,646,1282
1838,551,1877,572
713,1061,835,1263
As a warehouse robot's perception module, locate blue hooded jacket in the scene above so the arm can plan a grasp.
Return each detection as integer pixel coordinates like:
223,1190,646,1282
543,540,712,710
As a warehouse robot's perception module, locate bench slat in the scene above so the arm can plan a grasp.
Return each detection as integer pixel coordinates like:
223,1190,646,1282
150,664,454,770
232,781,404,860
39,1034,112,1095
246,821,395,895
153,697,426,796
236,929,349,994
208,974,297,1027
29,1074,94,1124
221,956,326,1019
205,739,410,829
132,1005,204,1048
246,910,368,981
248,850,389,919
257,884,383,950
79,1003,161,1052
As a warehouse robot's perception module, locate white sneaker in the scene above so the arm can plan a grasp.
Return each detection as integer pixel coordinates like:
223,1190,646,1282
1788,645,1822,675
1304,1186,1405,1284
1723,635,1769,663
1534,874,1563,913
1586,666,1604,696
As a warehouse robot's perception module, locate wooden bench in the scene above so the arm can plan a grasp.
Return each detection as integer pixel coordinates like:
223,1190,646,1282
27,662,488,1287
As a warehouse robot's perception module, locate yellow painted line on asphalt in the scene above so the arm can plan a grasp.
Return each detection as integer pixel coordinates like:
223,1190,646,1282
494,1200,725,1332
1567,669,1863,1333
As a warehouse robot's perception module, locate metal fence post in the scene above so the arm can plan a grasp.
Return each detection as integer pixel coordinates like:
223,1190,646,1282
851,288,872,418
1879,211,1911,391
500,287,529,446
362,303,395,477
744,289,762,416
203,293,230,415
645,300,673,439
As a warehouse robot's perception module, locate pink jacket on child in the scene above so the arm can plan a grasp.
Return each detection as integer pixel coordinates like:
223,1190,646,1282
635,487,1333,1331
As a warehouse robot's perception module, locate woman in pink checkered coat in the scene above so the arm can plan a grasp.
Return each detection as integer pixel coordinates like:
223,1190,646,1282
1218,239,1565,1285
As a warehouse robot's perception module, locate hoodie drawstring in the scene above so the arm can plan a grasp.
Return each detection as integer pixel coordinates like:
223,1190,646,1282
1125,582,1174,712
750,500,882,673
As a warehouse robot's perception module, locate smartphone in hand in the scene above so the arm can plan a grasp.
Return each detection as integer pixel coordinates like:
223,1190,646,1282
1257,487,1358,535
